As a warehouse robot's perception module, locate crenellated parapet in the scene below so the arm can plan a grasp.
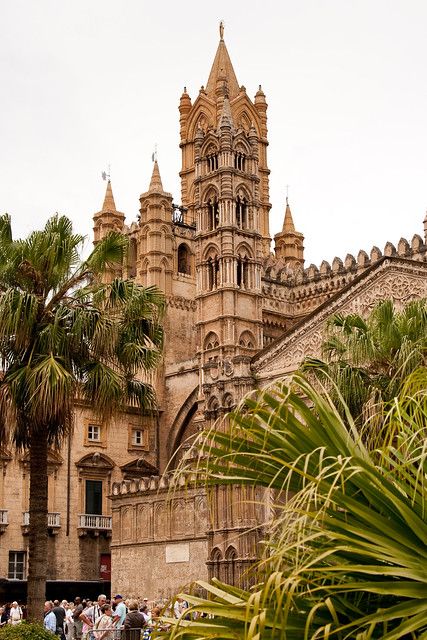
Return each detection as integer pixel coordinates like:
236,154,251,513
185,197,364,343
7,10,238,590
111,471,199,497
261,233,427,318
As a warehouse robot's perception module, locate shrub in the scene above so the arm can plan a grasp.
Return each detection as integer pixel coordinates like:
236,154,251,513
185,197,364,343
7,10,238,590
0,622,54,640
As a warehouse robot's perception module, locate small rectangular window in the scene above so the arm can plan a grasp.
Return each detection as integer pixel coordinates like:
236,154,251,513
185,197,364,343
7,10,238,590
87,424,100,442
132,429,143,446
128,425,148,450
8,551,26,580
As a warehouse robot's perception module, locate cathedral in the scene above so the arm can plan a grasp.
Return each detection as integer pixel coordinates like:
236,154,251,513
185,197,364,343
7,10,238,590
1,25,427,601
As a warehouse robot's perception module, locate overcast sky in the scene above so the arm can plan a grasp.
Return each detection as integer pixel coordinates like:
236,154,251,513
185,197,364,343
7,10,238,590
1,0,426,266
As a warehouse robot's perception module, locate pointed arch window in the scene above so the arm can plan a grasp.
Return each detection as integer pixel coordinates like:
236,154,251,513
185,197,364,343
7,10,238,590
237,257,249,289
207,256,220,291
207,154,219,172
128,237,137,278
208,197,219,231
234,152,246,172
236,195,248,229
225,546,238,585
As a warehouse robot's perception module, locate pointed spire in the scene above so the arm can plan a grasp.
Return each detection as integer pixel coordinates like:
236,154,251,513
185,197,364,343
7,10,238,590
282,198,296,233
102,180,116,212
149,160,164,193
206,26,240,100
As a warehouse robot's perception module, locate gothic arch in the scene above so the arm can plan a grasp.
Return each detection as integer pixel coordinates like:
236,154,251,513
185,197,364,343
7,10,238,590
222,393,234,409
201,135,219,158
238,330,256,349
203,243,220,261
236,242,254,259
233,136,251,155
202,184,219,203
204,331,220,350
187,99,216,138
235,184,251,201
167,386,199,461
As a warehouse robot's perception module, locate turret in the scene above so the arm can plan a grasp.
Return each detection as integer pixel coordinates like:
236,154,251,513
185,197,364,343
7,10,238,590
93,180,125,244
274,199,304,270
138,161,174,293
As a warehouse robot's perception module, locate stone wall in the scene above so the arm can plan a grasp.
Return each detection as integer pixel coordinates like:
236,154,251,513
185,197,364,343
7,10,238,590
110,477,208,598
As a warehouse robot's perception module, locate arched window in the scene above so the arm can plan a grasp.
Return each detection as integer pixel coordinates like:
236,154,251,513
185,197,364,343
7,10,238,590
207,154,219,172
225,546,238,585
177,243,191,275
208,196,219,231
210,548,222,581
207,256,220,291
237,257,249,289
204,332,220,351
234,152,246,172
236,195,248,229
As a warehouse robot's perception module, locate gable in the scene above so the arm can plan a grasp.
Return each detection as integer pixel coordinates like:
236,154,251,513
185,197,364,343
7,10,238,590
253,258,427,384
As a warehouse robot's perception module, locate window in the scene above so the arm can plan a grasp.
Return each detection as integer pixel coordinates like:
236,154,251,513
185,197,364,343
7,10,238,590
177,244,191,275
87,424,100,442
128,426,148,450
132,429,143,446
85,480,103,515
84,421,105,447
8,551,26,580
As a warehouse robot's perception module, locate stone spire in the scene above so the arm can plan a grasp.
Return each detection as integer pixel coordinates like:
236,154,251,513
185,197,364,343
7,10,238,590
102,180,116,212
274,199,304,269
282,198,296,233
149,160,164,193
206,24,240,100
93,179,125,246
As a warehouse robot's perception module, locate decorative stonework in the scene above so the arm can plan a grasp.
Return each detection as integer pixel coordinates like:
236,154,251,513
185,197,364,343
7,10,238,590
253,259,427,377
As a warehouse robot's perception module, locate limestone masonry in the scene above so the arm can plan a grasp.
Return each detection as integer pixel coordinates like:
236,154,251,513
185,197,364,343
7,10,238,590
2,25,427,600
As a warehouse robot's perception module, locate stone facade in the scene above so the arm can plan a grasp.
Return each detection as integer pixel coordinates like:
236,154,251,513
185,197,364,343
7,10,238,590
2,24,427,600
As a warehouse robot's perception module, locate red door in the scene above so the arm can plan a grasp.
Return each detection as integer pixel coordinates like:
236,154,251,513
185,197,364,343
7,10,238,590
100,553,111,580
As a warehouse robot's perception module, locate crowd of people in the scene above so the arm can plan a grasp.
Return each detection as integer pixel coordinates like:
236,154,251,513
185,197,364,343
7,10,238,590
0,594,190,639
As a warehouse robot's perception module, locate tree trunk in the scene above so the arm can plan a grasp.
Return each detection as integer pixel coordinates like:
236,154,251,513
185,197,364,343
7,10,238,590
27,427,48,620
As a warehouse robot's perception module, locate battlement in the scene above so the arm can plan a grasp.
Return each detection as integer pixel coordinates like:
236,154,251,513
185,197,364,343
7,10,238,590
265,234,426,287
111,471,199,497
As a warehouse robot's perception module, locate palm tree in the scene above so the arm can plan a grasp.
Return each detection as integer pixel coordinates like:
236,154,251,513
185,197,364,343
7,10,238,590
0,213,164,619
302,299,427,423
162,372,427,639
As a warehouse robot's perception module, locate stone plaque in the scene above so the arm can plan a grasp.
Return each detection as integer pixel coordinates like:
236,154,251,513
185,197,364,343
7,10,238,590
165,543,190,564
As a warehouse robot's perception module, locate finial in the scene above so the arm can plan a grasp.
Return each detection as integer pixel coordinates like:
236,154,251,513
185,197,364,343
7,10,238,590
151,144,158,163
285,184,290,205
101,164,111,182
219,20,224,40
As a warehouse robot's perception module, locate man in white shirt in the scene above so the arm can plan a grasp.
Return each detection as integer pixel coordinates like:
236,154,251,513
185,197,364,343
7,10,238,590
9,601,22,625
79,594,107,639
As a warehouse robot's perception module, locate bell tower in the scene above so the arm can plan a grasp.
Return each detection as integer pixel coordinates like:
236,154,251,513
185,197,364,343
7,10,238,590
179,23,270,584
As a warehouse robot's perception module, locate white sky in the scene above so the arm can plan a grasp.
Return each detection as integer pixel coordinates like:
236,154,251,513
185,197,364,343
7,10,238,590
1,0,426,266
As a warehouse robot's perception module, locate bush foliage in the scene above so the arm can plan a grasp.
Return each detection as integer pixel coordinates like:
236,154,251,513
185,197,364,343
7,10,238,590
0,622,54,640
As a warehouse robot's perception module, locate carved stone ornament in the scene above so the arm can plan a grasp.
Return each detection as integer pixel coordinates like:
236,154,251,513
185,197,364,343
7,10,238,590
254,260,427,376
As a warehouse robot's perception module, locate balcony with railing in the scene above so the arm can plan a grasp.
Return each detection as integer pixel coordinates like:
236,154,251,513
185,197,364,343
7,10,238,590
78,514,112,537
0,509,8,534
22,511,61,535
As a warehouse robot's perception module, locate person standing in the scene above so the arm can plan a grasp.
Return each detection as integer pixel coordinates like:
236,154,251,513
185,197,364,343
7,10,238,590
52,600,66,639
112,595,126,633
44,601,57,634
9,601,22,625
122,601,145,640
80,595,106,640
92,604,114,640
